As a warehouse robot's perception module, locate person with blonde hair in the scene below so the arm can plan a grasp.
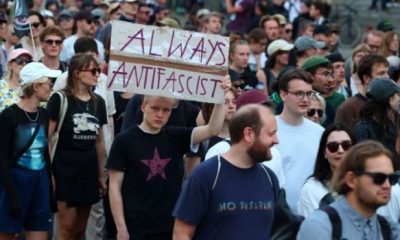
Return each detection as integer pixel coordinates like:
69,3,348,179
0,49,33,112
0,62,61,240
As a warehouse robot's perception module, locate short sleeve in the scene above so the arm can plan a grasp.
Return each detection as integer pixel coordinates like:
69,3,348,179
172,162,215,225
106,134,129,171
47,93,61,121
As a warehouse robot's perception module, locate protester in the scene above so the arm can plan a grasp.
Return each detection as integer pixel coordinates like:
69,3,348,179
354,78,400,170
57,9,75,38
173,104,279,239
297,123,355,217
335,54,389,129
379,31,399,58
304,93,326,124
0,62,61,239
107,78,231,239
275,68,324,212
47,53,108,239
346,44,373,96
0,49,33,112
298,141,400,239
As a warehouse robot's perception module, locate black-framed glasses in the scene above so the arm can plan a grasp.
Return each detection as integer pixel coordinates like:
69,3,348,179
80,67,101,75
326,140,352,153
307,108,323,118
233,82,246,89
31,22,41,28
14,57,32,65
287,91,315,99
355,171,400,185
44,39,62,46
316,71,334,78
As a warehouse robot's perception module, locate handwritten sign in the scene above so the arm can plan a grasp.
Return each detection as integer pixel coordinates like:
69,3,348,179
107,21,229,103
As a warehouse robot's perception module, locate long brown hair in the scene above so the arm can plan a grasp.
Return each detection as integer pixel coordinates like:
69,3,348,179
63,53,98,110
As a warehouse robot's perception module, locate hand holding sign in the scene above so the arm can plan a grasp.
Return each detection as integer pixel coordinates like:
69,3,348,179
108,21,230,104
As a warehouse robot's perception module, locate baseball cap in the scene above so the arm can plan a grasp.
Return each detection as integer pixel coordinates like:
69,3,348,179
8,49,32,63
313,24,332,35
236,89,269,110
267,39,294,56
58,9,74,19
157,17,181,29
20,62,62,85
301,56,330,70
295,36,325,52
376,20,394,32
197,8,210,19
366,78,400,102
74,9,95,21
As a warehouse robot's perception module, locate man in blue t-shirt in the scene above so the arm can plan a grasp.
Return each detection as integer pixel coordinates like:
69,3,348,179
173,104,279,240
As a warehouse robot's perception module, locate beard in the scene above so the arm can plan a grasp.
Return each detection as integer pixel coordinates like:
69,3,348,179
246,138,272,163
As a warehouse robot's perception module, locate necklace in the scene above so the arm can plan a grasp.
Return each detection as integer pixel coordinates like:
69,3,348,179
24,109,39,122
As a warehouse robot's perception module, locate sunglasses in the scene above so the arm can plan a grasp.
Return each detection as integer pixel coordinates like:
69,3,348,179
31,22,42,28
85,19,95,25
355,171,400,185
59,16,72,22
285,29,293,34
233,82,246,89
81,67,101,75
14,57,32,65
307,108,323,118
326,140,352,152
44,39,62,46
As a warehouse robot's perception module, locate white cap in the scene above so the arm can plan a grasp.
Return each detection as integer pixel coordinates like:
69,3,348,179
20,62,62,85
267,39,294,56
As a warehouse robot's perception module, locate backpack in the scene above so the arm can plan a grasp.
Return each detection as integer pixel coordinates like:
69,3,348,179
321,206,391,240
212,155,304,240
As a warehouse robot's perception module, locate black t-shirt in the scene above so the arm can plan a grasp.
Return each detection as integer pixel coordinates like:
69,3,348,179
107,125,193,237
47,93,107,203
47,93,107,151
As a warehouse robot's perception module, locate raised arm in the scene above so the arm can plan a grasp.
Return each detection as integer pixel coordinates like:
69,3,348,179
192,76,231,145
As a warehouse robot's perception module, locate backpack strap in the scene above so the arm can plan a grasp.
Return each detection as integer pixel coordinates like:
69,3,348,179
377,215,391,240
211,155,221,191
320,206,342,240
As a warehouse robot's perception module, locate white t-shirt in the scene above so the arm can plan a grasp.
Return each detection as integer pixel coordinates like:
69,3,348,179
53,72,116,154
297,177,329,217
275,116,324,213
205,141,286,186
60,35,105,63
378,184,400,223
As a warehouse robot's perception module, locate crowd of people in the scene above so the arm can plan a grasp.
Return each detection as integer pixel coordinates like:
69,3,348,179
0,0,400,239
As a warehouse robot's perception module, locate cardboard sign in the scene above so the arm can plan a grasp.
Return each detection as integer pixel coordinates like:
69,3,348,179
107,21,229,103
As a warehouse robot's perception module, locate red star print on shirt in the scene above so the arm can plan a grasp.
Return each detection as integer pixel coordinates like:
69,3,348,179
140,148,172,182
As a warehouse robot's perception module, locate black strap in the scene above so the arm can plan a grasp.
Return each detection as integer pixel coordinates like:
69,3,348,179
377,215,390,240
322,206,391,240
321,206,341,240
12,111,42,166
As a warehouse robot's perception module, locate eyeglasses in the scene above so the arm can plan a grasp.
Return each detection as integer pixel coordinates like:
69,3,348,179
307,108,323,118
355,171,400,186
316,71,334,78
31,22,42,28
44,39,62,46
287,91,315,99
80,67,101,75
14,57,32,65
326,140,352,153
139,10,151,15
285,29,293,34
86,19,95,25
59,16,72,22
233,82,246,89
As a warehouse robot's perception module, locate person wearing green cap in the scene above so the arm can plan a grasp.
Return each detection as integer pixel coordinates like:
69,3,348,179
302,56,346,126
